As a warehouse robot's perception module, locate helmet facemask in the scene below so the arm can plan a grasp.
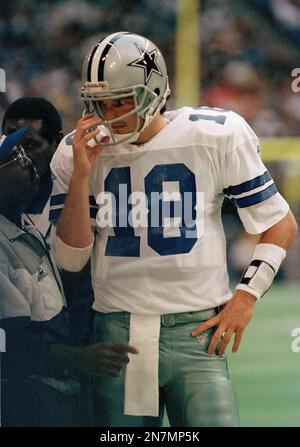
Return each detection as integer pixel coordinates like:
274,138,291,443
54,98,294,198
81,83,165,146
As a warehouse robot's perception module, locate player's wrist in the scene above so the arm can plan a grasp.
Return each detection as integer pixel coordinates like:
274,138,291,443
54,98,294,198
72,169,90,183
235,289,258,304
236,243,286,300
72,167,90,181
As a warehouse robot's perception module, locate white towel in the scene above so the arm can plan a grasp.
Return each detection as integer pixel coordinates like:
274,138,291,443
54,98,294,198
124,314,161,417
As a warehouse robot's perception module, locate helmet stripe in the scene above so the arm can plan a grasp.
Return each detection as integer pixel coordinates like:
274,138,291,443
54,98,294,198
97,32,130,82
87,42,101,82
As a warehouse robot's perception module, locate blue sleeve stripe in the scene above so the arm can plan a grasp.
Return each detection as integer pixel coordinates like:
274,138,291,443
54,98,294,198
50,194,67,206
232,183,278,208
90,208,98,219
224,171,272,197
49,208,62,221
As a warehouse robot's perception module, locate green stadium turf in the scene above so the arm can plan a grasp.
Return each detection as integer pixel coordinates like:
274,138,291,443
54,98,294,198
163,282,300,427
229,282,300,427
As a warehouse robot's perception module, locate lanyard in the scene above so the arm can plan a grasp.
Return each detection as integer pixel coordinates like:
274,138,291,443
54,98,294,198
23,215,64,297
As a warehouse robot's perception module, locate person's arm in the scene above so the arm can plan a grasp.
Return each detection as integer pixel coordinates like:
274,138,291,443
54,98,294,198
259,209,297,247
192,113,297,355
192,209,298,355
57,169,93,248
0,266,55,376
0,266,138,378
48,342,138,378
56,114,107,248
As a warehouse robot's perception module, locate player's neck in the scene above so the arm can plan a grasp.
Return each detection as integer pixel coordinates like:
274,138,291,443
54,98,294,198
134,114,168,145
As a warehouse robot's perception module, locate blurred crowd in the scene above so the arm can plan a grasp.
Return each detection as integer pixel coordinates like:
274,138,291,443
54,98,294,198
0,0,299,280
201,0,300,137
0,0,300,136
0,0,176,133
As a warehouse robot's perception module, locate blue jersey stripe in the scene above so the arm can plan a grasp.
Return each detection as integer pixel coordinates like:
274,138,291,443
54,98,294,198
50,193,67,206
232,183,278,208
49,208,62,221
224,171,272,197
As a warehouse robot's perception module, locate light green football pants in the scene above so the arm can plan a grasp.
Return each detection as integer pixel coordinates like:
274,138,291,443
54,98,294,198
93,309,240,427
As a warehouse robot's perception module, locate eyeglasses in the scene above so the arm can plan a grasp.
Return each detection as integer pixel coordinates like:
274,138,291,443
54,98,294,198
0,145,31,169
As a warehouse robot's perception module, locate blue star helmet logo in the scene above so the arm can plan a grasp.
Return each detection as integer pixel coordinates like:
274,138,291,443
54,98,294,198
128,44,163,84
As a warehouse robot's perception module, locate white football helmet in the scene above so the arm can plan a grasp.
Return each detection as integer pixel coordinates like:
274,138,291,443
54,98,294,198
81,32,170,145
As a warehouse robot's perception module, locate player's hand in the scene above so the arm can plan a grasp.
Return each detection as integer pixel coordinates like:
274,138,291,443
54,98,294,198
72,114,110,178
76,342,139,377
191,290,256,356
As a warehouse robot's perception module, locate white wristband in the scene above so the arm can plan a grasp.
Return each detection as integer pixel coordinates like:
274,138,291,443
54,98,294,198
236,243,286,300
55,236,94,272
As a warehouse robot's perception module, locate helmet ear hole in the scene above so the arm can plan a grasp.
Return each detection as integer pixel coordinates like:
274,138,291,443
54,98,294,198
154,88,160,97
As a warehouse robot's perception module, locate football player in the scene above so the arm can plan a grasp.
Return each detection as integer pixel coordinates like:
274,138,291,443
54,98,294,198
50,32,297,427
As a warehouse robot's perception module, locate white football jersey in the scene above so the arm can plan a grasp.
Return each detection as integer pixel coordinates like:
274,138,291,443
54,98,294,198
50,107,289,314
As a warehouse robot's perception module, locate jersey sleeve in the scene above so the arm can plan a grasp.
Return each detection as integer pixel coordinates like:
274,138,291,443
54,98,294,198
49,131,98,226
222,114,289,234
49,132,74,223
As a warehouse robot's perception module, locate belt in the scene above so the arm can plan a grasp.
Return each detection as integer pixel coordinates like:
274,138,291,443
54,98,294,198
99,308,218,327
160,308,218,327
